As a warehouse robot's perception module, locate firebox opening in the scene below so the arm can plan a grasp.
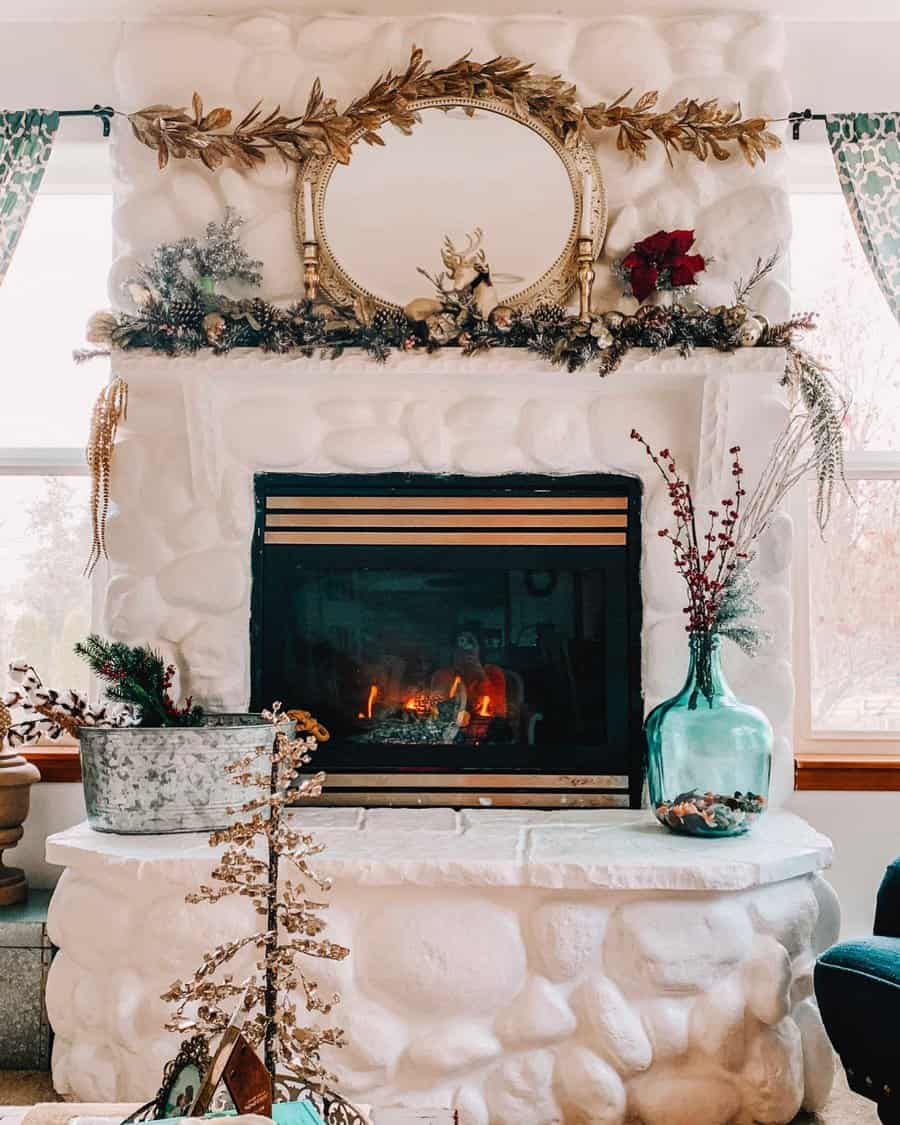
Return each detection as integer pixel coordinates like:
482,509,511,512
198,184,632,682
251,474,643,808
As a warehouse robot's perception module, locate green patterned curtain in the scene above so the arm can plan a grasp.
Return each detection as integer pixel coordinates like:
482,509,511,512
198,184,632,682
0,109,59,286
826,113,900,324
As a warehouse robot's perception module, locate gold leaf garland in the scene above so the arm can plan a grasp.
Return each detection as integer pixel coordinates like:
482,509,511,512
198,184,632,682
85,377,128,576
126,46,780,171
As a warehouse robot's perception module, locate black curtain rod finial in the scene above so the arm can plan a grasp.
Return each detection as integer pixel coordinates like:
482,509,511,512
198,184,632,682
57,104,116,137
788,108,827,141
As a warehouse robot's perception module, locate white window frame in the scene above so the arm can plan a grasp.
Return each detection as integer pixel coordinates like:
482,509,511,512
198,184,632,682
0,142,111,746
789,142,900,756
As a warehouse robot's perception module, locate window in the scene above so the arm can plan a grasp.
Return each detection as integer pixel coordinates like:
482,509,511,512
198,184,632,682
0,146,111,704
791,182,900,753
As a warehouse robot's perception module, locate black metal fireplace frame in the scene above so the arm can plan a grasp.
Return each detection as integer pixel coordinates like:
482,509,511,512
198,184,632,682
250,473,644,808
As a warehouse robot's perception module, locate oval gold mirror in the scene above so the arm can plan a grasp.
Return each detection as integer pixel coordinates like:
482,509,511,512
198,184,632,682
297,97,605,312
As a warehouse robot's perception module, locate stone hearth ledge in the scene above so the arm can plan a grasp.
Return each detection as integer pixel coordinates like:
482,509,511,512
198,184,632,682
45,811,838,1115
46,809,830,892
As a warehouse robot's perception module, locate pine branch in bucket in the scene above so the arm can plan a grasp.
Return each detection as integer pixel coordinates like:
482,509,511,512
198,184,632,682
74,635,205,727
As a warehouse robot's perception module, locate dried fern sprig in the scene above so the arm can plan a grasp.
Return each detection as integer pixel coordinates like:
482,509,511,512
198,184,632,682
85,376,128,576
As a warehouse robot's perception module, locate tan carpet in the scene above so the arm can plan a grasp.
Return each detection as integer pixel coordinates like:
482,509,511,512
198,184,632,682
0,1060,882,1122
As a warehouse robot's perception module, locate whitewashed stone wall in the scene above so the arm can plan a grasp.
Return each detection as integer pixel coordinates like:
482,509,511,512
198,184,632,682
102,348,796,805
110,12,791,319
46,811,837,1119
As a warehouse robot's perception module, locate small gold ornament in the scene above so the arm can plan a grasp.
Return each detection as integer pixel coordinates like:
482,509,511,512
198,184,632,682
85,377,129,576
203,313,227,344
425,312,460,345
85,311,119,345
489,305,515,333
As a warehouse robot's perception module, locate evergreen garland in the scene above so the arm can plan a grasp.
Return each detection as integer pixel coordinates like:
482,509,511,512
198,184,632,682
80,218,847,533
74,634,204,727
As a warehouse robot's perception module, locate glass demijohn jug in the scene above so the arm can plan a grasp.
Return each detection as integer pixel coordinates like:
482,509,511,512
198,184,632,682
645,633,773,837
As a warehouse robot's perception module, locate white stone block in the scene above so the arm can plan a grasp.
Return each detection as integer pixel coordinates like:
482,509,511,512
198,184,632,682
298,16,382,59
236,51,305,108
739,1017,804,1123
810,875,841,955
743,934,792,1025
484,1049,560,1125
688,972,746,1069
573,976,652,1075
324,426,411,470
793,998,834,1111
445,396,517,435
518,399,585,470
745,875,819,957
169,170,224,231
232,14,293,48
572,21,672,104
454,1084,489,1125
604,898,753,994
629,1069,740,1125
555,1044,626,1125
356,898,527,1018
731,17,786,73
639,996,691,1062
403,400,449,471
407,17,495,64
114,25,242,108
405,1023,502,1076
494,976,576,1047
223,397,321,468
529,899,608,982
156,547,247,613
330,997,407,1079
494,19,575,73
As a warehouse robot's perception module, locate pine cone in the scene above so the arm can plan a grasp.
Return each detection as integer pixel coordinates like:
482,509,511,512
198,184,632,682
167,294,204,334
532,302,568,326
371,307,411,345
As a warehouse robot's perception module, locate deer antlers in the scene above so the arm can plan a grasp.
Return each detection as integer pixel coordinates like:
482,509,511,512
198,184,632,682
442,228,486,275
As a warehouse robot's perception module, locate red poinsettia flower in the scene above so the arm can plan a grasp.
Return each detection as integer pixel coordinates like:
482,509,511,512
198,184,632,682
621,229,706,302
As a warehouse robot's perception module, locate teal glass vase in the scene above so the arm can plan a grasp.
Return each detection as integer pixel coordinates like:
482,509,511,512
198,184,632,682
645,633,773,837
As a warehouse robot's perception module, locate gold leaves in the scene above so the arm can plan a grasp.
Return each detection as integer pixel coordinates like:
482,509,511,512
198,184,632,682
583,88,780,167
127,49,780,175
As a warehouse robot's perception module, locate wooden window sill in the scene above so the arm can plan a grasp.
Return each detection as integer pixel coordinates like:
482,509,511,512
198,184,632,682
20,747,82,783
795,753,900,792
19,749,900,790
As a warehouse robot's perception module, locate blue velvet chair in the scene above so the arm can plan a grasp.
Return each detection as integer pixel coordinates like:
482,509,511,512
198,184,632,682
815,859,900,1124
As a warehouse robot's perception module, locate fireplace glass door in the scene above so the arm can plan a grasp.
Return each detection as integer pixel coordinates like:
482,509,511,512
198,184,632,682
251,475,643,807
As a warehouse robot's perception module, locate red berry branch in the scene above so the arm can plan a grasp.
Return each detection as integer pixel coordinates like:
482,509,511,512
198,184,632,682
632,430,749,705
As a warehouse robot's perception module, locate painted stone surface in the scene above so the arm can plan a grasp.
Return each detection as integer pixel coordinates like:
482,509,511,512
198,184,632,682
46,813,834,1118
103,347,796,810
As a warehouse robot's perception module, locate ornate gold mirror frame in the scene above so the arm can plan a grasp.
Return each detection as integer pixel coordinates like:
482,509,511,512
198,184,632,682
296,96,606,313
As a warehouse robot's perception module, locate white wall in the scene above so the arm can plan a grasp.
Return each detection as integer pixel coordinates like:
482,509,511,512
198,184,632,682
788,791,900,940
11,783,86,891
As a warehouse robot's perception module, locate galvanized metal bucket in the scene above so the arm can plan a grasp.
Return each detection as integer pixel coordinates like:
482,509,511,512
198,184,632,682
78,714,291,835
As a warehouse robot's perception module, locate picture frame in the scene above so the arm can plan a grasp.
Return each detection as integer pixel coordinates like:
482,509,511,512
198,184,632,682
122,1035,218,1123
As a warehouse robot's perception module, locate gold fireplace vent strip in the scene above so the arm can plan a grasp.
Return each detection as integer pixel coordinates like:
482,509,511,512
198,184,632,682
265,530,627,546
266,512,628,529
293,791,632,809
267,495,629,511
317,773,628,790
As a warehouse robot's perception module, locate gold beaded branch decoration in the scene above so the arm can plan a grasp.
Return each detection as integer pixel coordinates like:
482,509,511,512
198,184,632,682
126,46,781,172
85,376,129,576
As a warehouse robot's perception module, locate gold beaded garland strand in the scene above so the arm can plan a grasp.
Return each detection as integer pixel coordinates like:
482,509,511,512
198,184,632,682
84,377,128,576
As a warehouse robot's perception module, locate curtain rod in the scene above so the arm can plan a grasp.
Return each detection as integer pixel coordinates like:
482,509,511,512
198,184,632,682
49,105,833,142
56,105,116,137
788,109,827,141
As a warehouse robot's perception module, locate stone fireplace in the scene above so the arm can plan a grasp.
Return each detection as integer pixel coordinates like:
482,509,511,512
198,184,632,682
102,346,796,809
42,9,843,1118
